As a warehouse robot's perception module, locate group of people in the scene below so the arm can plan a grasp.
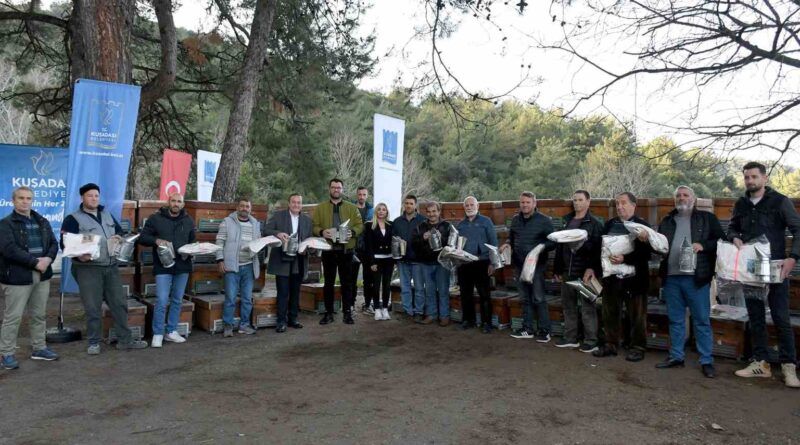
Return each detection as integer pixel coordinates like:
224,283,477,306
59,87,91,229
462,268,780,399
0,163,798,389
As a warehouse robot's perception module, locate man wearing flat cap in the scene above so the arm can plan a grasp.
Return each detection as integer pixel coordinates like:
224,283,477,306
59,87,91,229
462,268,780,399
61,183,148,355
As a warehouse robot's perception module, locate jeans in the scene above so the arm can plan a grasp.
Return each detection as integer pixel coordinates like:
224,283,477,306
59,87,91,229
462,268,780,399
663,276,713,365
153,273,189,335
744,280,797,364
421,263,450,319
322,250,354,314
371,257,394,309
276,271,302,326
0,272,49,355
73,265,131,346
398,261,425,315
517,267,550,333
224,263,254,328
603,276,647,351
560,273,598,345
458,260,491,326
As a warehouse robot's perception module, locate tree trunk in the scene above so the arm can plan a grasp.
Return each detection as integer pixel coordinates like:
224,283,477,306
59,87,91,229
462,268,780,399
69,0,136,84
211,0,278,202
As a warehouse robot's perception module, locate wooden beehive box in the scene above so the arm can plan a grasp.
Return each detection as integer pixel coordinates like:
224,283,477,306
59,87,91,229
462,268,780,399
646,302,671,351
252,291,278,328
102,298,146,343
709,316,746,360
118,266,136,298
187,263,223,295
299,283,341,314
190,294,240,333
138,296,195,338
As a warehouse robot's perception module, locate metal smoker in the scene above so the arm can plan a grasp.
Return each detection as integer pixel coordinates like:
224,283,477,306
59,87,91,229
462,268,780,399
157,242,176,268
283,233,299,256
429,228,443,251
678,237,696,273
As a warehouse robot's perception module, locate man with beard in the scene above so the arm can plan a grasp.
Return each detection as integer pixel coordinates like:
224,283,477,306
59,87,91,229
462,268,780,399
729,162,800,388
392,195,426,320
412,201,453,326
352,186,375,314
312,179,364,325
139,192,196,347
216,197,262,338
655,186,723,378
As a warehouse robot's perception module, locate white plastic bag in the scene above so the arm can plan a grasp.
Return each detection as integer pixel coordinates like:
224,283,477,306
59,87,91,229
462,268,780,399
178,242,223,256
246,236,282,254
547,229,588,244
62,233,101,259
298,237,332,254
601,234,635,278
437,246,478,271
520,244,546,283
623,221,668,254
715,237,772,284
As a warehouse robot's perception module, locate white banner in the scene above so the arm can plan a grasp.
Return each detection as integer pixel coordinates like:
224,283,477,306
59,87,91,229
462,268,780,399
373,114,405,219
197,150,221,202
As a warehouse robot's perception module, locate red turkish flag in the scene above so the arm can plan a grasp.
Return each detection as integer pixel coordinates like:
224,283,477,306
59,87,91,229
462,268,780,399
159,149,193,200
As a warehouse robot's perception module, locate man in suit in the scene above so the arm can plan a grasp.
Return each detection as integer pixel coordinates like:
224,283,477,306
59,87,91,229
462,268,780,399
263,193,312,333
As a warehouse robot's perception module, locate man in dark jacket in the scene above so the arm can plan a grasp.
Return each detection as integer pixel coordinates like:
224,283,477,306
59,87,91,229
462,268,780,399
138,193,196,347
62,183,148,354
728,162,800,388
501,191,555,342
593,191,653,362
352,186,374,314
263,193,312,333
457,196,499,333
412,201,453,326
392,194,426,320
553,190,603,352
0,186,60,369
655,186,723,378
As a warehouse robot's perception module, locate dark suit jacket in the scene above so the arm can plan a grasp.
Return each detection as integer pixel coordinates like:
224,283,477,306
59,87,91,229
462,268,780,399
262,209,313,277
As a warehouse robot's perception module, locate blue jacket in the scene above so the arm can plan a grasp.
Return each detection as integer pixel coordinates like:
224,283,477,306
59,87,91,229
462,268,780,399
392,212,425,261
456,214,498,260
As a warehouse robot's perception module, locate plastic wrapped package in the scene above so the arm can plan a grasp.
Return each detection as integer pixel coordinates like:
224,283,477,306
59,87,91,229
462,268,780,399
547,229,588,251
520,244,546,283
178,242,223,256
715,236,781,284
62,233,101,259
246,236,282,254
437,246,478,271
298,237,332,254
623,221,669,254
601,234,635,278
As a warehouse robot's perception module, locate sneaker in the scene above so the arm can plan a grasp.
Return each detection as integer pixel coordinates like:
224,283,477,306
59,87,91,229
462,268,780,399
535,330,551,343
510,329,534,339
223,324,234,337
555,339,579,349
164,331,186,343
239,325,257,335
365,305,375,315
375,310,382,321
31,347,59,361
116,340,148,350
735,360,772,378
151,335,163,348
87,344,101,355
579,343,598,353
1,354,19,370
382,308,391,320
782,363,800,388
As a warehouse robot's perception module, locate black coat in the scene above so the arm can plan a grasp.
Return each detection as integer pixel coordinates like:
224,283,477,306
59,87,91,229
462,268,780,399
0,210,59,285
262,209,313,277
658,208,724,287
138,207,196,275
727,186,800,260
603,215,653,295
554,211,604,278
508,211,555,269
412,220,453,264
365,221,393,262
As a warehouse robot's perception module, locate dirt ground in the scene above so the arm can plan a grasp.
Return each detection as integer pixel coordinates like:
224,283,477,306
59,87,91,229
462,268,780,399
1,290,799,445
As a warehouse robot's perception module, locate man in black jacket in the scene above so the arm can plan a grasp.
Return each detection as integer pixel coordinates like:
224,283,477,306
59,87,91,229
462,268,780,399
655,186,723,378
728,162,800,388
412,201,453,326
593,192,653,362
0,186,60,369
501,191,555,342
553,190,603,353
138,193,196,347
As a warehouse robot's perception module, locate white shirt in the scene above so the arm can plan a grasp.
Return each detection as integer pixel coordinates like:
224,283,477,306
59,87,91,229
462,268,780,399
290,212,299,235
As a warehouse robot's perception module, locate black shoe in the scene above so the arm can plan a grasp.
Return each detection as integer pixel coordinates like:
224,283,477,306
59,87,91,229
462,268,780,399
319,313,334,325
461,321,474,330
481,323,492,334
701,364,716,378
655,358,685,369
275,325,287,333
592,344,617,358
344,313,355,325
288,322,303,329
625,349,645,362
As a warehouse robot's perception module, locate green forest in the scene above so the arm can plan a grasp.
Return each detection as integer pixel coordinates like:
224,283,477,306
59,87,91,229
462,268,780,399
2,1,800,206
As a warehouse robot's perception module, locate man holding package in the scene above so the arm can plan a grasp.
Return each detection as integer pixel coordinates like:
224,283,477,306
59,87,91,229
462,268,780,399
392,194,426,320
61,183,148,354
728,162,800,388
412,201,453,326
655,186,723,378
216,197,261,338
457,196,498,333
138,192,195,347
263,193,312,332
0,186,60,369
501,191,554,342
593,192,652,362
312,179,364,325
552,190,603,352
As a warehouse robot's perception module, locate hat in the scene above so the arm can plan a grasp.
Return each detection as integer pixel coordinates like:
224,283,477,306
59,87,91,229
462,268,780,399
79,183,100,196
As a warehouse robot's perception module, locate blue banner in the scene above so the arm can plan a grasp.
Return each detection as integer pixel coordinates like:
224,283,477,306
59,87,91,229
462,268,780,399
61,79,141,292
0,144,68,235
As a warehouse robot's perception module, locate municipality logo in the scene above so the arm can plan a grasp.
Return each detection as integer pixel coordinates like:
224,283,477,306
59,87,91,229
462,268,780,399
87,99,124,150
204,160,217,183
31,150,54,176
382,130,398,165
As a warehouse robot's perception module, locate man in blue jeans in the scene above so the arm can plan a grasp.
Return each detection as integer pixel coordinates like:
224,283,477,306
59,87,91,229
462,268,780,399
138,192,195,347
656,186,724,378
216,197,261,338
412,201,453,326
392,194,426,321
